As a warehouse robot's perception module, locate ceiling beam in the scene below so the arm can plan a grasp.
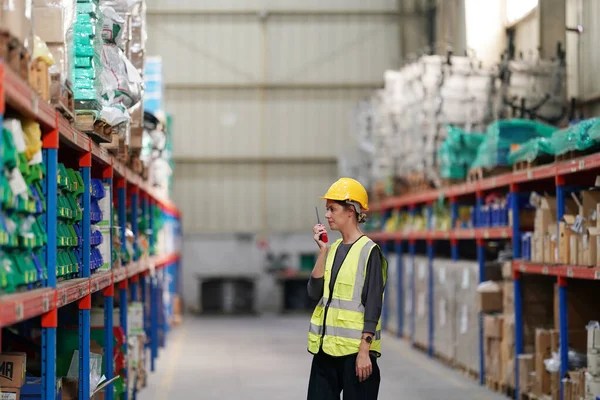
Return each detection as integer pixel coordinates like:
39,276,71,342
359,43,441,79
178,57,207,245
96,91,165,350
166,82,383,90
147,9,422,18
174,156,337,165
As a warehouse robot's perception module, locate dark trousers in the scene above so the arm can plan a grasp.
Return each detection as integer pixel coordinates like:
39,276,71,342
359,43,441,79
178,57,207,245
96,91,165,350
307,351,381,400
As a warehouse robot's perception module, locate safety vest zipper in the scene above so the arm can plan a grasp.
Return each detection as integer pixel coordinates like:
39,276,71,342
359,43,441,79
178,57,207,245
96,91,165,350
319,237,363,347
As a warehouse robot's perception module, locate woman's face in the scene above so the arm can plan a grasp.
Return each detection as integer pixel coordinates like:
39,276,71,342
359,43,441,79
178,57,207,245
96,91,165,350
324,200,354,231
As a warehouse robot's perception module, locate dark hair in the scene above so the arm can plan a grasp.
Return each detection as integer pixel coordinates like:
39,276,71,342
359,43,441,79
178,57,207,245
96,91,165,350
334,200,367,223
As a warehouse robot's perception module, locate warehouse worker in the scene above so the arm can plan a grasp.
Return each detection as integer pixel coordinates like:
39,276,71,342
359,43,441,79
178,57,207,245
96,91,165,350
306,177,388,400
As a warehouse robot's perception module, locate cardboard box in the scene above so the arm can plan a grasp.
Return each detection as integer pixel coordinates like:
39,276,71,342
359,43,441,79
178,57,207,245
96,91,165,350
0,352,26,388
548,225,558,263
504,314,516,346
580,191,600,221
503,281,514,313
559,221,571,264
477,281,503,313
0,0,32,44
534,329,553,396
583,227,600,266
484,315,504,339
33,6,64,43
518,354,535,393
501,262,513,280
0,387,19,400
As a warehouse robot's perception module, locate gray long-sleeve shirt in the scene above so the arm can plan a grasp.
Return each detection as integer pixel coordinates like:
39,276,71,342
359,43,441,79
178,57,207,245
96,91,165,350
307,238,385,335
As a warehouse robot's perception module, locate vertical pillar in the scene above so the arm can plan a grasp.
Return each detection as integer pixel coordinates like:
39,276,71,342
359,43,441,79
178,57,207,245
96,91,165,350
381,241,389,331
409,205,416,345
558,276,568,400
151,274,159,371
477,238,486,386
426,202,434,358
103,284,115,400
42,113,59,400
395,238,404,338
511,183,524,398
119,279,128,400
450,197,459,260
556,176,567,399
79,149,92,400
117,178,127,263
102,166,115,400
131,186,139,261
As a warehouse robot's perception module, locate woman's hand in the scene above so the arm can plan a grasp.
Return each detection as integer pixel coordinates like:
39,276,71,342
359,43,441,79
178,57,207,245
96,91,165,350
313,224,328,250
355,351,372,382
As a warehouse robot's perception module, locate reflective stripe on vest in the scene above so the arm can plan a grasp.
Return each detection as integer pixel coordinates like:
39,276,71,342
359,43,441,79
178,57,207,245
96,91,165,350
307,236,387,357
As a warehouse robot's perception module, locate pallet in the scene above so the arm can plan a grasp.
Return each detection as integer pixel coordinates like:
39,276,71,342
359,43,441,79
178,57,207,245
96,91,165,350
454,363,478,381
49,76,75,123
413,341,428,353
75,111,113,143
433,352,455,368
485,376,501,392
554,149,599,163
440,178,463,188
520,392,540,400
512,155,554,172
467,166,512,183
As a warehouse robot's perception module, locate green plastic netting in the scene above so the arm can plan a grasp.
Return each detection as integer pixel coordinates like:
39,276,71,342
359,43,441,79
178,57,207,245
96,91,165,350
471,119,558,168
438,125,485,179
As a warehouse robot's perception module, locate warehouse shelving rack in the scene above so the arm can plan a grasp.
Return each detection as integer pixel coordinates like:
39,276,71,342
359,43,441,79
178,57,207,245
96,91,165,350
0,62,182,400
369,152,600,400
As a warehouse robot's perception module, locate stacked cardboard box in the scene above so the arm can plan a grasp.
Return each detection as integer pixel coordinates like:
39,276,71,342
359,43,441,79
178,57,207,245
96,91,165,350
531,194,558,263
0,352,27,398
414,256,429,349
433,259,456,362
564,370,586,400
484,315,504,383
385,253,399,335
501,264,516,389
557,191,600,266
455,261,480,373
587,323,600,399
402,255,413,338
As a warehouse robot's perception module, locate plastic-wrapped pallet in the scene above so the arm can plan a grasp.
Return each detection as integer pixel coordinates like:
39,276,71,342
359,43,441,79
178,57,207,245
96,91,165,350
414,256,429,349
385,253,399,335
433,258,456,362
501,58,566,123
454,260,480,374
402,255,414,339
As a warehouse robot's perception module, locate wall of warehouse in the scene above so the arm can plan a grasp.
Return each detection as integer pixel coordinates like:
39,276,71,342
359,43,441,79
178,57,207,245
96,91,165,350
145,0,439,311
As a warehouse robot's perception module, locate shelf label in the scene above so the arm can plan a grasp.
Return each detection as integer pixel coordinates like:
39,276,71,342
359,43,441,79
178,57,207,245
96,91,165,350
567,268,574,278
579,160,585,170
43,296,50,312
484,230,489,239
520,262,526,272
527,170,533,180
16,303,24,320
32,95,39,115
542,267,549,275
61,292,67,306
595,271,600,280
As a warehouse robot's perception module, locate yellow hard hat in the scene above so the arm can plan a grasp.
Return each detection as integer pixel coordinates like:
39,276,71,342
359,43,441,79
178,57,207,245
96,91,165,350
320,178,369,211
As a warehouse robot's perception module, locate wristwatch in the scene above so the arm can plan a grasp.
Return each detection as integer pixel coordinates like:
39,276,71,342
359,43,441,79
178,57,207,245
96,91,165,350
362,335,373,344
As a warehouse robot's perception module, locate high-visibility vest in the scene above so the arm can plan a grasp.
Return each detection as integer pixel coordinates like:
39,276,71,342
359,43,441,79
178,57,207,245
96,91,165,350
307,235,388,357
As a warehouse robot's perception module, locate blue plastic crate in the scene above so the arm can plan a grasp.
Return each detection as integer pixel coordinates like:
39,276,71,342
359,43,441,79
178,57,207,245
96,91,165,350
21,376,62,399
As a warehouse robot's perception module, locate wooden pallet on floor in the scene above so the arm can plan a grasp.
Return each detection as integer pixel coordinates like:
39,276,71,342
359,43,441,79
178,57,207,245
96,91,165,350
555,148,599,163
454,363,478,381
433,352,455,368
412,341,428,353
467,166,512,183
485,376,501,393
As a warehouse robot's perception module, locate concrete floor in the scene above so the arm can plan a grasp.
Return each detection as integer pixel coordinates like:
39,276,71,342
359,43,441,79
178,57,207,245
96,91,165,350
138,315,507,400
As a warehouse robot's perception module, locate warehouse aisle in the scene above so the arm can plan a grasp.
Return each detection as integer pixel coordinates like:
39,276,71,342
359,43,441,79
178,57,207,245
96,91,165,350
139,315,506,400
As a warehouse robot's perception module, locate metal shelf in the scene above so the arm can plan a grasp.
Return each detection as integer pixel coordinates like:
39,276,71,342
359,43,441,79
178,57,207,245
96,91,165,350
0,253,181,328
371,153,600,212
514,261,600,280
368,227,512,242
0,288,54,326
